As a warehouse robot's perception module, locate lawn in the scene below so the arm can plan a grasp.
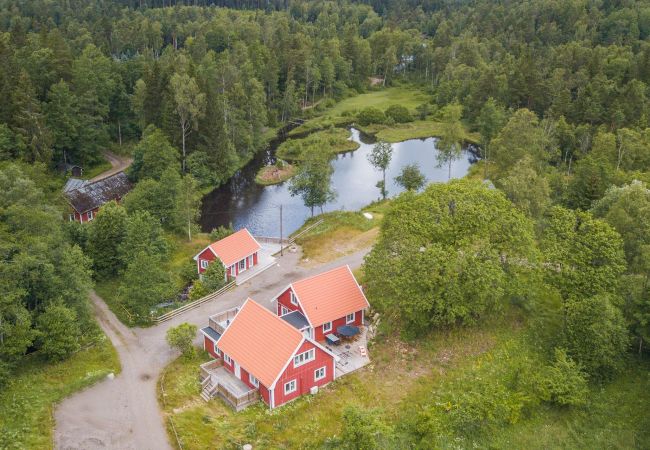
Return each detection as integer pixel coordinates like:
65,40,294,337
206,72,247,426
290,86,429,137
0,334,120,449
277,128,360,161
292,201,390,266
359,119,480,144
96,233,212,326
158,312,521,450
81,157,112,180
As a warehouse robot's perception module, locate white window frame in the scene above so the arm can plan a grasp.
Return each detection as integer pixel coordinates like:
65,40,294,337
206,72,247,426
280,305,289,316
249,374,259,388
216,347,221,356
293,348,315,368
69,214,74,222
87,210,94,221
323,321,332,333
223,353,232,364
290,290,298,306
200,260,209,269
346,312,355,324
314,366,326,381
239,259,246,271
284,379,297,395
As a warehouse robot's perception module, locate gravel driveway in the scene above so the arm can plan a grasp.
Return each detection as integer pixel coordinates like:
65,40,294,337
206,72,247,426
54,247,370,450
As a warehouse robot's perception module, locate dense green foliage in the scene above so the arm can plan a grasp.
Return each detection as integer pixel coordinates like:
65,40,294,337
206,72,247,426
0,164,95,385
166,322,197,358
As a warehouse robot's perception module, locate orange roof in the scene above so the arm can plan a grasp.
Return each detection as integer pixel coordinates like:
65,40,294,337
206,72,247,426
207,229,260,267
217,299,304,387
290,265,370,327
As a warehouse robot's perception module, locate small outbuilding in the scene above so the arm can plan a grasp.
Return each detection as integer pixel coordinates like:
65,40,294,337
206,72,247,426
193,229,261,280
64,171,132,223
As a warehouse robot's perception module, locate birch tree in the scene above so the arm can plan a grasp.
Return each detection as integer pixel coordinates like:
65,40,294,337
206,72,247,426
170,73,206,173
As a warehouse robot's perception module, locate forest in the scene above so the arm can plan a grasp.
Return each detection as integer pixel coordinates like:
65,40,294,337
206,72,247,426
1,0,650,447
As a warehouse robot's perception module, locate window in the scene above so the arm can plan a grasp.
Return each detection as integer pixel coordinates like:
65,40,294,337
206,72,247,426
216,347,221,356
223,353,232,364
284,379,297,395
294,348,315,368
249,374,259,388
239,259,246,270
280,306,289,316
69,214,74,222
322,322,332,333
290,290,298,306
346,312,355,324
314,366,326,381
87,210,94,221
200,260,209,269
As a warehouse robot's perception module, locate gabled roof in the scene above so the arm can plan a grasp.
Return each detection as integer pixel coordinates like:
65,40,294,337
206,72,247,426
63,178,89,193
289,265,370,327
217,299,304,387
64,172,132,213
195,229,261,267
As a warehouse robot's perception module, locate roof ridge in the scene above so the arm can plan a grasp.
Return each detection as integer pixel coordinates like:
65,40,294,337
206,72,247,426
292,264,350,286
246,299,303,339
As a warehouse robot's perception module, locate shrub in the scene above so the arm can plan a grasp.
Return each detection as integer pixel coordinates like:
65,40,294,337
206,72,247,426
535,348,589,407
36,303,81,362
209,225,234,242
166,323,197,358
385,104,413,123
357,107,385,126
416,103,430,120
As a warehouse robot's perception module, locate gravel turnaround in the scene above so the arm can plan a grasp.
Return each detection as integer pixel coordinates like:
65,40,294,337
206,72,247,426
54,247,369,450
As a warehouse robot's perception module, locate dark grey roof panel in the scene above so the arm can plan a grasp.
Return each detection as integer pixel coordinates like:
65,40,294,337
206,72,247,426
280,310,310,330
201,326,222,342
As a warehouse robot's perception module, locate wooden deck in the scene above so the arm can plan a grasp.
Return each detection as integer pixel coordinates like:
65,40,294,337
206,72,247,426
200,360,259,411
208,307,239,335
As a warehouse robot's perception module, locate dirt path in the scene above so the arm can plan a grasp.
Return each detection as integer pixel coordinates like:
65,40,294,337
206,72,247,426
90,150,133,182
54,247,370,450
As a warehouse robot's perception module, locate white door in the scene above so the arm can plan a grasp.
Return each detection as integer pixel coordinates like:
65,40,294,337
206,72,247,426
234,362,241,379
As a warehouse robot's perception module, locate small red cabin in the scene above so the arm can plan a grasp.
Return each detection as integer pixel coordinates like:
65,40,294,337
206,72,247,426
193,229,261,280
64,172,132,223
273,265,370,342
200,299,336,409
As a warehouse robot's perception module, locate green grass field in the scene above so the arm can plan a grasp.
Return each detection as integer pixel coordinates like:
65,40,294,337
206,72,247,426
277,128,360,161
0,335,120,449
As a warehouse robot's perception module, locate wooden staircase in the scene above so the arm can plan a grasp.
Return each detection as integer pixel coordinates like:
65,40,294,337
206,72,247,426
200,376,218,402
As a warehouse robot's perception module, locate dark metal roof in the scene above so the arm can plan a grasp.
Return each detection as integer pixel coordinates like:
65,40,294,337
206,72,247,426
63,178,89,193
201,326,222,342
64,172,132,213
280,310,310,330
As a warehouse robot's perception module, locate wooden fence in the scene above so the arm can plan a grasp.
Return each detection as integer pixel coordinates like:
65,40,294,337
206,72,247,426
154,281,236,324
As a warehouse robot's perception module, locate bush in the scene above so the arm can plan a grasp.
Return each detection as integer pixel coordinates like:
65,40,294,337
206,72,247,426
209,225,234,242
416,103,430,120
385,104,413,123
356,107,385,126
535,348,589,407
166,323,197,358
36,303,81,362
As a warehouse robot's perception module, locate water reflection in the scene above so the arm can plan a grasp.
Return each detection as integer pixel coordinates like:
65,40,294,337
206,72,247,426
200,128,475,237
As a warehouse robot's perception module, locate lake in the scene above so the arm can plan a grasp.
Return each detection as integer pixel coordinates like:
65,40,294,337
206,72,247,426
200,128,476,237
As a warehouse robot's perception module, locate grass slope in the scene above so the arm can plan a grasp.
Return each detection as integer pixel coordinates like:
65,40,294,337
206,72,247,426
0,335,120,449
277,128,360,161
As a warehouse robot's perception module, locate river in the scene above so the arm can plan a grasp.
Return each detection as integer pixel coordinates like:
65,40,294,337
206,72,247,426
200,128,476,237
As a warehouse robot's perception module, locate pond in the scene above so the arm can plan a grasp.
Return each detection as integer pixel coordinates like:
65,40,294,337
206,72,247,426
200,128,477,237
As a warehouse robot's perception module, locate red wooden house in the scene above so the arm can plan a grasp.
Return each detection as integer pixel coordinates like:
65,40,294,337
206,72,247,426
200,299,337,410
193,229,261,279
273,265,370,342
64,172,132,223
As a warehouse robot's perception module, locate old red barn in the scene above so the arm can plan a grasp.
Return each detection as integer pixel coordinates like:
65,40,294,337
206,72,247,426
193,229,261,279
273,265,369,342
64,172,132,223
200,299,337,410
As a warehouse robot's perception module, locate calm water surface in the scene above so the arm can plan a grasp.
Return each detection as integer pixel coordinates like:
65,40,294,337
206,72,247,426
200,128,476,237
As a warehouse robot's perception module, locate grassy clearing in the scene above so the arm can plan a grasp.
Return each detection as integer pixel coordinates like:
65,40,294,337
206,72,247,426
277,128,360,161
359,119,480,144
0,334,120,449
254,163,296,186
290,87,428,137
82,158,113,180
292,202,390,265
96,233,212,326
159,312,520,450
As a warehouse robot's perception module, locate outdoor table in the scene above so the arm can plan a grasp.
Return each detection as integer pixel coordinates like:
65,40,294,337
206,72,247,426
325,334,340,346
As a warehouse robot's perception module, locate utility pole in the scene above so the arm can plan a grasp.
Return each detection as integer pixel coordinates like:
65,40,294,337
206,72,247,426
280,204,283,256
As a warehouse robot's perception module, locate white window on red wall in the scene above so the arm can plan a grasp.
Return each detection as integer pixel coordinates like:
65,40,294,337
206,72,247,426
223,353,232,364
323,322,332,333
290,291,298,306
249,374,259,388
346,312,355,324
200,260,209,269
87,210,94,221
293,348,315,368
284,379,297,395
314,366,326,381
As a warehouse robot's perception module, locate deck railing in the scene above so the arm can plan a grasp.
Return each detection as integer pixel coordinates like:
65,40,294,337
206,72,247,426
207,307,239,334
199,359,224,381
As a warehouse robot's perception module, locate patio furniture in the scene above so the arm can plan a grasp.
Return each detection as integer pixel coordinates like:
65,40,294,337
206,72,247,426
337,325,360,337
325,334,340,346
